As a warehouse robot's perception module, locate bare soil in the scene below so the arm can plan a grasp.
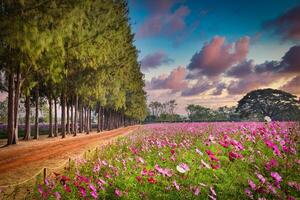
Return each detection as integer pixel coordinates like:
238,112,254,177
0,126,139,186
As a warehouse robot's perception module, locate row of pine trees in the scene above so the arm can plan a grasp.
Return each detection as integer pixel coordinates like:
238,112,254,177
0,0,147,145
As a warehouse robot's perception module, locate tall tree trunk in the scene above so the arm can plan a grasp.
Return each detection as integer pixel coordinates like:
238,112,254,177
97,105,101,132
71,100,73,134
100,106,104,131
48,96,53,137
86,107,89,134
89,108,92,131
13,67,21,144
67,101,70,134
24,95,31,140
34,85,39,139
54,98,58,137
61,92,66,138
79,102,82,133
7,72,15,145
109,109,112,130
74,95,78,136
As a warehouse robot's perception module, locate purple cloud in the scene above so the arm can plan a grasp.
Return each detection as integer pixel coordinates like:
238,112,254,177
146,66,188,92
136,1,191,38
181,77,214,96
212,82,226,96
141,51,174,70
187,36,249,78
264,4,300,41
226,60,254,78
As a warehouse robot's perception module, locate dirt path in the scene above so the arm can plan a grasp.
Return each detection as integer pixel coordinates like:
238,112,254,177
0,126,139,186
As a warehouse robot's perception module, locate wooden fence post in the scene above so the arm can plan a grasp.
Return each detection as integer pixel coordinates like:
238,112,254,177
43,168,47,183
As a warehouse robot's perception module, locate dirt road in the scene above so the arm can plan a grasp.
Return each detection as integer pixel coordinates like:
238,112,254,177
0,126,139,186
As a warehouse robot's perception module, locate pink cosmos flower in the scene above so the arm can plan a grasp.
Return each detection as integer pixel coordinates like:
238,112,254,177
194,187,200,196
38,185,44,195
54,191,61,200
141,168,147,176
93,164,100,173
173,180,180,190
219,140,230,148
115,188,123,197
79,186,86,197
287,181,300,191
91,191,98,199
268,184,277,194
89,184,97,192
270,172,282,183
248,179,256,190
148,170,155,176
256,172,266,184
155,164,173,177
265,158,278,171
229,151,242,161
244,188,253,199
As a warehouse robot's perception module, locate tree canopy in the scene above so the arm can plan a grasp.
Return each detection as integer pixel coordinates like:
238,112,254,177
236,88,300,121
0,0,147,145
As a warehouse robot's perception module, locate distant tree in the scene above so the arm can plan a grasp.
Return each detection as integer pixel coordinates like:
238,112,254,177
186,104,214,121
237,88,300,121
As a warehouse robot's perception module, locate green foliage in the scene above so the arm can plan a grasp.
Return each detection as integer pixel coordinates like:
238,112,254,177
186,104,238,122
237,88,300,121
0,0,147,127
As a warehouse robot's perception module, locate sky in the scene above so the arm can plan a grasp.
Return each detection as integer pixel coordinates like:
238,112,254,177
128,0,300,114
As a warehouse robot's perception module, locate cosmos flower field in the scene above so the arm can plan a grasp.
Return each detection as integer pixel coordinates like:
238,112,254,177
35,122,299,199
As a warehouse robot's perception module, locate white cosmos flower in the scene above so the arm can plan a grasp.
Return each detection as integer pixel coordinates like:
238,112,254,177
176,165,186,173
264,116,272,122
196,148,203,156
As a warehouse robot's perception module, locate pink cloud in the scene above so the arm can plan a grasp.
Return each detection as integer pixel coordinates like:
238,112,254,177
280,75,300,95
136,1,191,38
187,36,249,77
141,51,173,70
146,66,188,92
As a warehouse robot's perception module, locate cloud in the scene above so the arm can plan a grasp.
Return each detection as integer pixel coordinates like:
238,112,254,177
226,60,254,78
227,72,277,95
136,1,191,39
140,51,174,70
187,36,249,77
225,45,300,95
254,45,300,74
280,75,300,95
254,60,281,73
146,66,188,92
212,82,226,96
181,78,213,96
280,45,300,73
264,4,300,41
